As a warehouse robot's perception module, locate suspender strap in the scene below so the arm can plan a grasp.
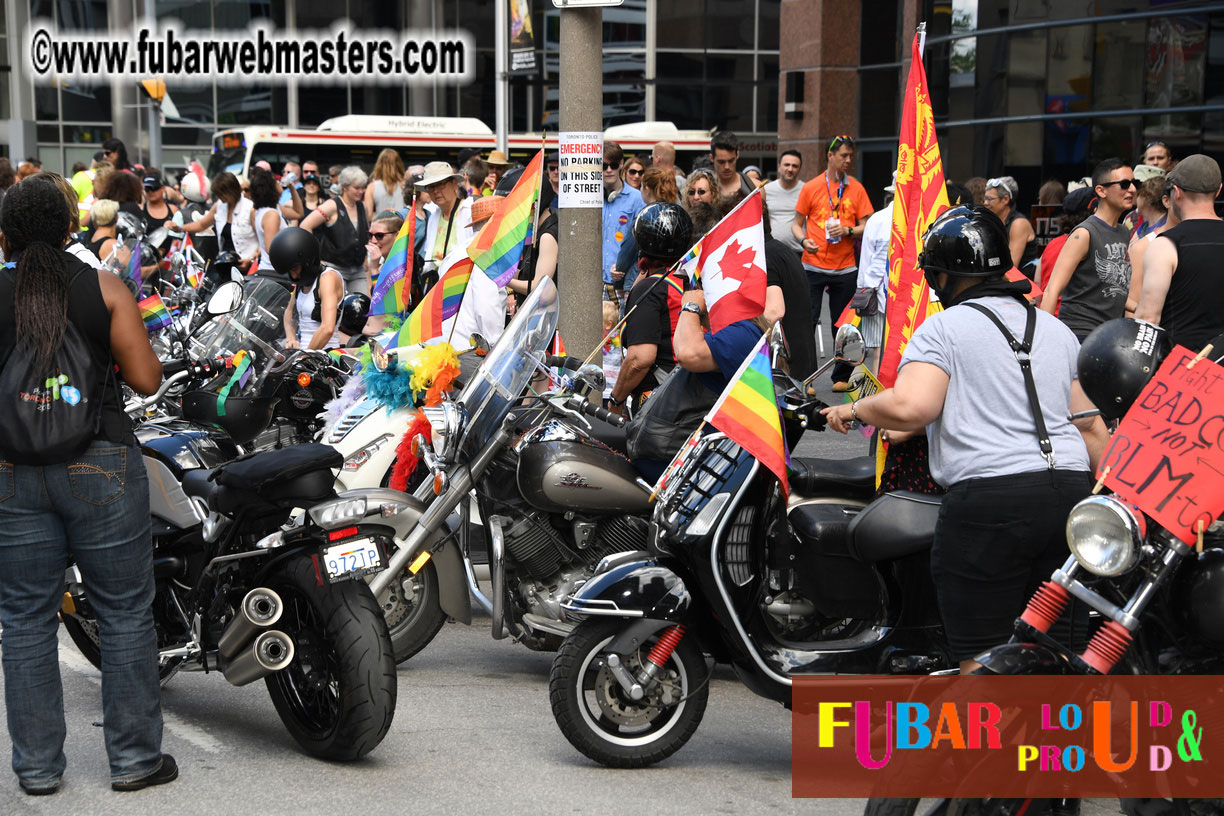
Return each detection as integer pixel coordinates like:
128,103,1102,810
962,300,1056,470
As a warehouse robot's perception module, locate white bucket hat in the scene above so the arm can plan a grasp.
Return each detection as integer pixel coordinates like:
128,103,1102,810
415,161,462,189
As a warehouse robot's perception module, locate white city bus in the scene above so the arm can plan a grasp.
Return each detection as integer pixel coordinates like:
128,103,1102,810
206,116,713,179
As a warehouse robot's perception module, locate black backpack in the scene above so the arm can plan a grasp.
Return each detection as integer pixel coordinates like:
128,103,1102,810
0,265,113,465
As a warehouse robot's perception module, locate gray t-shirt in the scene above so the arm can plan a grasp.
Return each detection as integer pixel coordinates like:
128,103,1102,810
900,296,1090,487
1058,215,1132,341
763,178,803,253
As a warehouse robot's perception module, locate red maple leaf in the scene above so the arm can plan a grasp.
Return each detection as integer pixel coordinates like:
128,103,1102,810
718,240,763,288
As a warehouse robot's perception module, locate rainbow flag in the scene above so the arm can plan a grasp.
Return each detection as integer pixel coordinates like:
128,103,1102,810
467,150,542,286
706,334,789,498
138,293,172,333
391,254,474,348
128,240,144,290
371,204,417,317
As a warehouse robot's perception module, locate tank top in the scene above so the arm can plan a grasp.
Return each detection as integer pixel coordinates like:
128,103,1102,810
253,206,286,271
1057,215,1132,341
0,252,131,446
371,179,402,215
295,268,343,347
320,198,367,271
1158,219,1224,351
1004,209,1042,273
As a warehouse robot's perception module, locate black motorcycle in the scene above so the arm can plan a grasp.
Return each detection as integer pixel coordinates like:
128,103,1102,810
546,326,956,768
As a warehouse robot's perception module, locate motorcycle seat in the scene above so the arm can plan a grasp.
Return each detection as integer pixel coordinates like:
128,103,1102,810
847,490,942,562
181,447,339,515
790,456,876,499
588,416,627,454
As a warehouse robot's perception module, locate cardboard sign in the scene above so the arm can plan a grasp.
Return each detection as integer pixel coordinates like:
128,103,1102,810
1099,345,1224,543
557,132,603,208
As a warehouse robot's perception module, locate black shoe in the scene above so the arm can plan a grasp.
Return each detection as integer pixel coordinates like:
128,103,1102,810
112,754,178,792
20,780,59,796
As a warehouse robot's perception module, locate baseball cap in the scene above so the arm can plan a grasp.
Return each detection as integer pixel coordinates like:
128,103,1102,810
1061,186,1096,215
1132,164,1166,184
1167,154,1221,194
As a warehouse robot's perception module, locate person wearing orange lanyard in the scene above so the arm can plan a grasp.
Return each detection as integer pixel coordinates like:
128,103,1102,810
792,135,874,389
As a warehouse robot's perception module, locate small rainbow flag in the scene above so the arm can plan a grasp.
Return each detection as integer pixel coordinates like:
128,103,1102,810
467,150,542,286
371,204,417,317
138,293,173,333
392,254,474,348
706,334,790,498
128,240,144,290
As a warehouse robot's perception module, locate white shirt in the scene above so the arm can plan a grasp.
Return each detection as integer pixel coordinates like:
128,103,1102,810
858,201,894,299
230,197,259,260
67,240,105,271
421,198,475,265
762,178,803,253
444,249,506,351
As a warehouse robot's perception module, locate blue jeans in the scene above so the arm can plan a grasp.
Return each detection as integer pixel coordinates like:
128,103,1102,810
0,440,162,788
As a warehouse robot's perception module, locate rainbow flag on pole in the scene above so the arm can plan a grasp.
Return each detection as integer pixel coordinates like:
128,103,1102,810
138,293,172,333
706,335,790,498
467,150,543,286
370,204,417,317
128,240,144,290
391,254,474,348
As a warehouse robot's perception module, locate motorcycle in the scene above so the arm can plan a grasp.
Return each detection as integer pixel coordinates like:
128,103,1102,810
545,325,957,768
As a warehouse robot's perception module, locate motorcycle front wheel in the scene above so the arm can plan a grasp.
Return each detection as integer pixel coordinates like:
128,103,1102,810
264,556,397,760
377,559,447,664
549,618,709,768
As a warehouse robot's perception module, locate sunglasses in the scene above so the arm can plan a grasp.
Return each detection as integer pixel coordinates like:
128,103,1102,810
604,161,621,171
1145,141,1169,150
547,165,558,172
828,135,855,153
1100,178,1136,190
367,231,394,240
626,168,643,176
688,187,709,196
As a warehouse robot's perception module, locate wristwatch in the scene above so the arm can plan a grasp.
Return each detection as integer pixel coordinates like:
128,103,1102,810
681,301,702,316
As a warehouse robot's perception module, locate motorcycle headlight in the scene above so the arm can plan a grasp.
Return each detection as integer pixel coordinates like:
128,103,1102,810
309,496,368,528
422,402,466,463
1066,495,1143,576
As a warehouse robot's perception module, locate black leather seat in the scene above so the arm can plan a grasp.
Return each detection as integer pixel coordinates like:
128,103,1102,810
790,456,877,499
588,416,627,454
182,447,339,516
847,491,942,562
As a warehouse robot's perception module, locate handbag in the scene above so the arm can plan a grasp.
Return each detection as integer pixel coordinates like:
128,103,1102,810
850,286,879,316
626,368,718,462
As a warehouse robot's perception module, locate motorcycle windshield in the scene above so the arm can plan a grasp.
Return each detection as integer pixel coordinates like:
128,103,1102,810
458,276,559,453
195,277,291,375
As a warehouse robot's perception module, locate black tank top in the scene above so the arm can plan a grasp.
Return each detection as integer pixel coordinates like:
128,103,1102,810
1160,219,1224,351
0,252,132,446
1004,209,1042,273
320,198,367,270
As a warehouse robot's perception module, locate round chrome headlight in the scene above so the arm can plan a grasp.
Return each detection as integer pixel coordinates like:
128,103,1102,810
1065,495,1143,576
422,401,466,463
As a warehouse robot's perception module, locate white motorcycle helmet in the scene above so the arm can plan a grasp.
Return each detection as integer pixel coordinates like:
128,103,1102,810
181,162,210,203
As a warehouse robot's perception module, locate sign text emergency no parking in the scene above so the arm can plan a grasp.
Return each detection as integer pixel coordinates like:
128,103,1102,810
558,131,603,208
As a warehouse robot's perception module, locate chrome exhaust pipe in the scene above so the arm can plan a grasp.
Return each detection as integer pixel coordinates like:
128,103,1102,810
218,588,283,661
222,630,296,686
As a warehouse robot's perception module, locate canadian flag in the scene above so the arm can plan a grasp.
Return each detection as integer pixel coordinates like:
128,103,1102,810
679,190,767,333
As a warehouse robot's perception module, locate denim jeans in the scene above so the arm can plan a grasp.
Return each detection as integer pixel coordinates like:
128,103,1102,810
807,267,858,383
0,439,163,788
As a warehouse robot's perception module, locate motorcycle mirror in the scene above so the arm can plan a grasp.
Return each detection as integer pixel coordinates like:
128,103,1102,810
206,281,243,316
768,322,790,369
468,333,491,357
834,324,866,365
574,364,606,394
369,339,390,372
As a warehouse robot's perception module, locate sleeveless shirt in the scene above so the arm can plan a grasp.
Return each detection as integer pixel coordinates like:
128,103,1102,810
1159,219,1224,351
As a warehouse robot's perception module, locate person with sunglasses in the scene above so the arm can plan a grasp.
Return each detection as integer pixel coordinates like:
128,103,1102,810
363,210,404,295
982,176,1040,276
621,156,647,190
791,134,874,390
1142,140,1175,172
603,140,644,302
1040,158,1135,341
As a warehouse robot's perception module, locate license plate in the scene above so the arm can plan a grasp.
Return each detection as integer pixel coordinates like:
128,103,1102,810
321,538,384,583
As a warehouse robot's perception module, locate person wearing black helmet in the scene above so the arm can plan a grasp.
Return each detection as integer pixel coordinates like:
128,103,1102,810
607,202,693,412
822,205,1109,673
272,226,343,349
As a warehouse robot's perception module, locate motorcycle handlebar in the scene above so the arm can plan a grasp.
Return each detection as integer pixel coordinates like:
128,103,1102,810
564,396,627,427
546,355,583,372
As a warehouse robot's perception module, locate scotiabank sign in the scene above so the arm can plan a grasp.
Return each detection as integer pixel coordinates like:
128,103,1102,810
793,676,1221,798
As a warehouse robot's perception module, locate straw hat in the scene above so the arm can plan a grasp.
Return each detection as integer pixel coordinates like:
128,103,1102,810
486,150,512,168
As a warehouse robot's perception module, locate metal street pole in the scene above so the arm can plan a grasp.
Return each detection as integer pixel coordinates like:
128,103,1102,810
557,7,604,367
494,0,508,154
143,0,162,169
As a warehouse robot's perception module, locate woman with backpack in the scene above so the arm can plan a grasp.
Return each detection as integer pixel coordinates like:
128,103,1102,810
0,178,176,794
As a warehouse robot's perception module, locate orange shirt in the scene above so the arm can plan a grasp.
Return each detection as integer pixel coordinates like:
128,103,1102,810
795,172,874,270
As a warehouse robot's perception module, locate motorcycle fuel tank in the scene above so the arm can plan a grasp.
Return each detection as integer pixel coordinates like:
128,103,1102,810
137,420,239,529
516,420,651,515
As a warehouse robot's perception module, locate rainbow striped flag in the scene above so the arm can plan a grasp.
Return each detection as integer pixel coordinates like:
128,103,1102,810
370,204,417,317
391,254,474,348
138,293,172,333
467,150,542,286
706,334,790,498
128,240,144,290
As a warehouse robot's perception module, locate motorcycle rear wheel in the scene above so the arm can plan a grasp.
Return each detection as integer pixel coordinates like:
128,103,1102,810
264,557,397,760
549,619,708,768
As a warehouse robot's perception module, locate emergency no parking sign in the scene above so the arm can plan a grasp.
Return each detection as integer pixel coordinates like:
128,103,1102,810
558,131,603,208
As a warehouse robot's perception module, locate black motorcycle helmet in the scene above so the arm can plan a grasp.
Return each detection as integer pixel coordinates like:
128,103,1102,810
337,292,370,336
633,202,693,263
269,226,322,288
1077,318,1172,420
918,205,1009,291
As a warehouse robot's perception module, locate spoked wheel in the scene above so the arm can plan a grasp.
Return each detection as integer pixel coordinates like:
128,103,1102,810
549,619,709,768
264,557,396,760
375,559,447,663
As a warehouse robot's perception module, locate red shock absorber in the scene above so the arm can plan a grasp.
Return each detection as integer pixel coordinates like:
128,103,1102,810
645,625,686,668
1080,620,1133,675
1019,581,1071,633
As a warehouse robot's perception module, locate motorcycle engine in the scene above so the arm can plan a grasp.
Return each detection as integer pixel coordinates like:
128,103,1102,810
501,511,648,580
